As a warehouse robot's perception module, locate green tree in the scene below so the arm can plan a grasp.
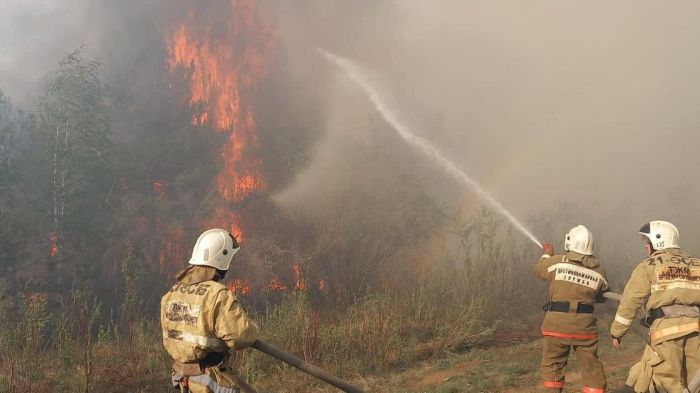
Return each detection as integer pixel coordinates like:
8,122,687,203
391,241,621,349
29,48,115,284
0,90,23,276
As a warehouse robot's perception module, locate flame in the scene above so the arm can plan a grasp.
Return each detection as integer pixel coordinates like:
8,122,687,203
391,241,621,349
49,232,58,257
162,0,274,277
228,279,251,296
165,0,275,242
202,212,245,242
268,278,287,292
319,278,328,293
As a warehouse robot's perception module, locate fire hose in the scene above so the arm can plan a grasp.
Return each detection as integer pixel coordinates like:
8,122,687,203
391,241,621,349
602,292,621,302
251,340,366,393
244,295,700,393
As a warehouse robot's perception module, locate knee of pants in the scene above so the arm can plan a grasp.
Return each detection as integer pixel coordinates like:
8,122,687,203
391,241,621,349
575,350,606,386
540,361,568,382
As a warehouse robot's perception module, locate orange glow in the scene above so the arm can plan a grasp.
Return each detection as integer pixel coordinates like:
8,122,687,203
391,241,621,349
202,211,245,242
163,0,274,277
268,278,287,292
293,263,306,291
319,278,328,293
49,232,58,257
228,279,251,296
165,0,274,224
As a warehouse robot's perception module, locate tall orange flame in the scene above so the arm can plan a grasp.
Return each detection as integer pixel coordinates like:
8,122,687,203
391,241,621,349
165,0,275,232
163,0,274,277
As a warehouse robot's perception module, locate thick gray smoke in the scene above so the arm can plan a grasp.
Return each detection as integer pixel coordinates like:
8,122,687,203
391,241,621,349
0,0,95,104
3,0,700,283
269,0,700,274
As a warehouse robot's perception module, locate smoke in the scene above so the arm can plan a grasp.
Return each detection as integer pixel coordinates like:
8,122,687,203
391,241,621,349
269,0,700,271
319,48,542,247
3,0,700,283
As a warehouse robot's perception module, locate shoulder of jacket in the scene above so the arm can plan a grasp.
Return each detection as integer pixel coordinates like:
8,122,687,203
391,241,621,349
640,255,661,267
207,281,242,304
541,255,566,269
581,255,600,269
550,254,566,262
204,280,228,296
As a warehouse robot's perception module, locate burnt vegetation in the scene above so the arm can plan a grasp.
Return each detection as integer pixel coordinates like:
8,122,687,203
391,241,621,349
0,49,550,392
0,4,653,393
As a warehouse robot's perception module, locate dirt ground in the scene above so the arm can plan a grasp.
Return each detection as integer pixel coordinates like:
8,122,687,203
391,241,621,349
356,317,648,393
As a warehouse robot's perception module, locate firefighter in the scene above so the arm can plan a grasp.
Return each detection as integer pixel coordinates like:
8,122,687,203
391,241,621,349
535,225,609,393
611,221,700,393
161,229,259,393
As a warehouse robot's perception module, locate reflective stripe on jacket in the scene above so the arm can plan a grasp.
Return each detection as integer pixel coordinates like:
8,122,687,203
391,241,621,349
161,266,259,363
610,248,700,342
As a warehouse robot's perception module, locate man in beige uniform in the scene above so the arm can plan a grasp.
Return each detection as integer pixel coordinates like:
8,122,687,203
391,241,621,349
535,225,610,393
611,221,700,393
162,229,259,393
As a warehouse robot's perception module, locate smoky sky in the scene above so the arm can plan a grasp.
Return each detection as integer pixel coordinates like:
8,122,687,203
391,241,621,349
270,0,700,263
3,0,700,271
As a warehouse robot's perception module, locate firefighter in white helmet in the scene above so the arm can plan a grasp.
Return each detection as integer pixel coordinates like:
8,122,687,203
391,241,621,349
535,225,609,392
161,229,259,393
611,221,700,393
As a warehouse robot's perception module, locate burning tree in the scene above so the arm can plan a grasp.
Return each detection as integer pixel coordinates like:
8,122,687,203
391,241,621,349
165,0,275,242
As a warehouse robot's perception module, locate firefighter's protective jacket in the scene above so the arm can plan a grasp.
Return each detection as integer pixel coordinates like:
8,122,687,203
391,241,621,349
161,266,259,363
535,251,610,337
610,248,700,343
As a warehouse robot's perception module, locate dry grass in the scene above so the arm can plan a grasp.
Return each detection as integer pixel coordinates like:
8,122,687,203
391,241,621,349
0,208,629,393
0,274,497,393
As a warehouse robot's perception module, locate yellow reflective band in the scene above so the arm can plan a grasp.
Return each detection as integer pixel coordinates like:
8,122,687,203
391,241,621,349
614,313,633,326
541,254,552,259
164,329,227,350
650,322,700,343
651,281,700,292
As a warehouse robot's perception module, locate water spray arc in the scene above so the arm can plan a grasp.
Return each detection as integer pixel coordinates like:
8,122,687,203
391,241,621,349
319,49,542,248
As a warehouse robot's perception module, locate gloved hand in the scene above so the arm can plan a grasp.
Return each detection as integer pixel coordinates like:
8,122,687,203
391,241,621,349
542,242,554,256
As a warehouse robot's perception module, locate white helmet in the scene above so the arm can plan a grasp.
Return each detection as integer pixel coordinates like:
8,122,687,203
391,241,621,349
639,221,679,251
564,225,594,255
188,229,240,270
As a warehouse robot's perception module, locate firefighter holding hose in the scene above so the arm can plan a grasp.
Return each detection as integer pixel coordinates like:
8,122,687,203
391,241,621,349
161,229,259,393
535,225,609,393
611,221,700,393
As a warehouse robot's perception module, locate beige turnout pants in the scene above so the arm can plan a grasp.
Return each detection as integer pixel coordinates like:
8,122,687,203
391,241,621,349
650,332,700,393
540,336,606,392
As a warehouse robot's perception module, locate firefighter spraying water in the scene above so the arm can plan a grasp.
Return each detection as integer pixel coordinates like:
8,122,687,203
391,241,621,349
315,50,686,393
